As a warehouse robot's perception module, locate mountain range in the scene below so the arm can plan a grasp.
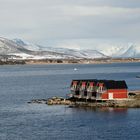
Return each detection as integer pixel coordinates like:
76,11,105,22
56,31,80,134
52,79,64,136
0,37,140,60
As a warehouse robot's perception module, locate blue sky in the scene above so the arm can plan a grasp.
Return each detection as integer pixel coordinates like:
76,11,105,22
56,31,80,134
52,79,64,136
0,0,140,48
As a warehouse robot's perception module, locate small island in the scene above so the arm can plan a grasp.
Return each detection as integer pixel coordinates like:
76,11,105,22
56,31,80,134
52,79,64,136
28,79,140,108
28,91,140,108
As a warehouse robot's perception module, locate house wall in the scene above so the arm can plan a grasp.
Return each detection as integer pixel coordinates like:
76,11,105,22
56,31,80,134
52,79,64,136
101,89,128,99
101,93,108,99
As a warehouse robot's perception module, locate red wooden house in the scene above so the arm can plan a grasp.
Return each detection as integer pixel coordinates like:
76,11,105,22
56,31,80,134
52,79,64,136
70,79,128,100
96,80,128,100
97,80,128,100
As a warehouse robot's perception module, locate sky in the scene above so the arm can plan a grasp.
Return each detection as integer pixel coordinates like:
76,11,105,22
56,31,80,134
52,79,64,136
0,0,140,49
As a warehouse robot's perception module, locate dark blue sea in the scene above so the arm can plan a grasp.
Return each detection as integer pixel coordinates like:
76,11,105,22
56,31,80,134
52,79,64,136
0,62,140,140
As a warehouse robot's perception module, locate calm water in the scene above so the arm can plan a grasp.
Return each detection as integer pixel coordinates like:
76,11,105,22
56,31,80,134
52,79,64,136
0,62,140,140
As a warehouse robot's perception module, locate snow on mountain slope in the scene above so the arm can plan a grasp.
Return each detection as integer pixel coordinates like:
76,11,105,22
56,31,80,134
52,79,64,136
0,38,77,59
120,45,140,58
11,39,140,58
78,49,107,58
12,39,107,59
0,37,32,55
0,37,140,59
99,47,120,56
40,47,106,58
99,46,129,57
13,38,43,51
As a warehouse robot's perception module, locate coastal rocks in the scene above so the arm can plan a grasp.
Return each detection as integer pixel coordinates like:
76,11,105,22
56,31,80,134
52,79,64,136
28,97,73,105
71,99,140,108
47,97,72,105
28,97,140,108
28,99,48,104
28,93,140,108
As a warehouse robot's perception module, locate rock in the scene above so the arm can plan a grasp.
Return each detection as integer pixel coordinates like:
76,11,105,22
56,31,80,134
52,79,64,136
28,95,140,108
129,92,136,96
29,99,48,104
28,97,73,105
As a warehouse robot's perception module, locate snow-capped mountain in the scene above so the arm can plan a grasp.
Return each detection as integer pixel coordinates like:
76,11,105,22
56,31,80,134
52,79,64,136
101,45,140,58
0,37,32,55
0,37,66,59
13,38,43,51
120,45,140,58
0,37,107,59
78,49,107,58
38,47,107,59
0,37,140,59
99,46,130,57
12,38,108,59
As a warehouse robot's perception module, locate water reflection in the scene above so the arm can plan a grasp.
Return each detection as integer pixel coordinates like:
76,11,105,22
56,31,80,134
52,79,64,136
69,106,128,113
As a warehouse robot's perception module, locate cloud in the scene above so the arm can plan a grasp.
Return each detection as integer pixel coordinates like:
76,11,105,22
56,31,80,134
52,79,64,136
0,0,140,48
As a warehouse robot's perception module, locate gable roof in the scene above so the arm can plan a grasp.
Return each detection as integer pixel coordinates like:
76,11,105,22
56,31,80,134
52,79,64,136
103,80,128,89
71,79,128,89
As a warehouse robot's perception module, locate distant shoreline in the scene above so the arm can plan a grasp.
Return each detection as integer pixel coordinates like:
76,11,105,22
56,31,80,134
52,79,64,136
25,58,140,65
0,58,140,65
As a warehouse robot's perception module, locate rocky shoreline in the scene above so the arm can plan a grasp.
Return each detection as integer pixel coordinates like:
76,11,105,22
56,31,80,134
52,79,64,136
28,97,73,105
28,91,140,108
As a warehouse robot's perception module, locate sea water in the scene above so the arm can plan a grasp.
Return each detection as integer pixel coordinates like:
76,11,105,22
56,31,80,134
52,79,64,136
0,62,140,140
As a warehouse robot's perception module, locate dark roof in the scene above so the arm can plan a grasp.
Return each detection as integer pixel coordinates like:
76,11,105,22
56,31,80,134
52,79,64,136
103,80,128,89
71,79,128,89
94,80,127,89
72,79,97,82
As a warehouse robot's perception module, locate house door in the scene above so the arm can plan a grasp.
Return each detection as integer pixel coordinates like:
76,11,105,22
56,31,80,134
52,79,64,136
109,93,113,100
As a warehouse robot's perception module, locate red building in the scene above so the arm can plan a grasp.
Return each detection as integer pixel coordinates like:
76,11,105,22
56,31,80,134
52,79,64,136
70,79,128,100
96,80,128,100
